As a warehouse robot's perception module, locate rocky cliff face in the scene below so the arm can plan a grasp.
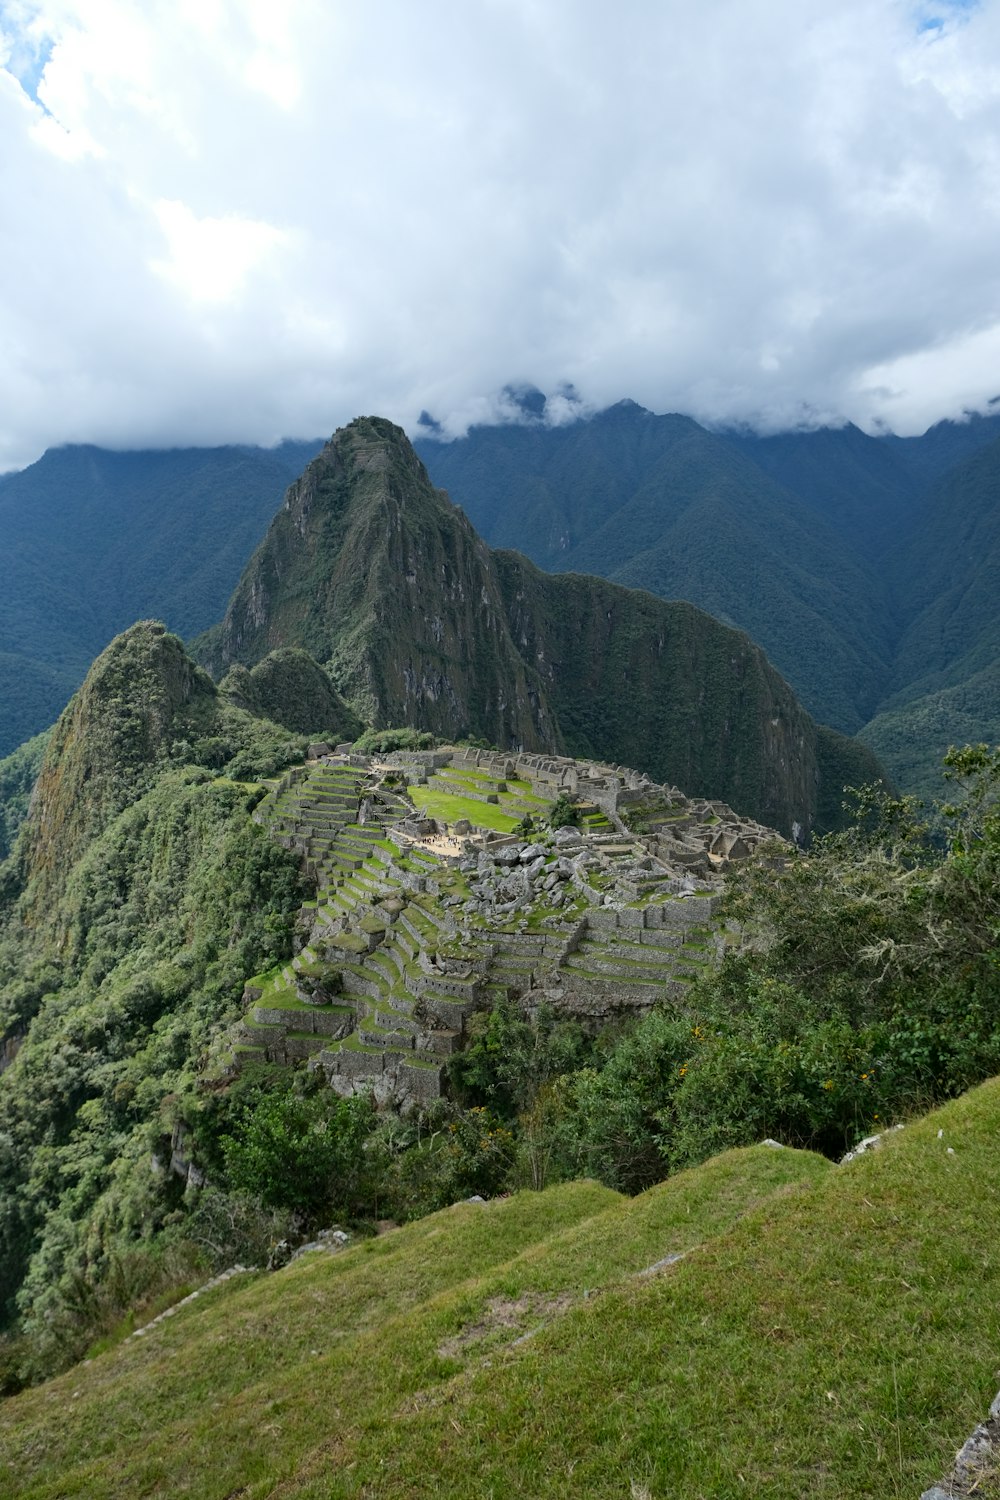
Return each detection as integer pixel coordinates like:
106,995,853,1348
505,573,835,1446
200,417,557,752
199,417,885,836
494,554,820,837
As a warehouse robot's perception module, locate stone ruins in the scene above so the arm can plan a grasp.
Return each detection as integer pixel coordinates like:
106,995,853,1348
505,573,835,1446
228,745,784,1104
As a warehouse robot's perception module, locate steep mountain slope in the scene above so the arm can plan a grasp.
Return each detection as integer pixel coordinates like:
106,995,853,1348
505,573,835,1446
887,434,1000,702
860,659,1000,805
9,623,317,921
22,622,217,901
0,622,311,1328
729,420,918,555
201,416,883,837
419,401,1000,800
885,404,1000,487
579,468,891,734
494,553,822,833
197,418,559,753
848,436,1000,799
0,734,49,864
418,403,895,732
417,399,679,564
218,648,363,740
3,1082,999,1500
0,440,324,757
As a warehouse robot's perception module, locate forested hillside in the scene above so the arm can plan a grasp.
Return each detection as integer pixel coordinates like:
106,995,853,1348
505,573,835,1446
416,397,1000,798
0,622,314,1354
421,403,894,732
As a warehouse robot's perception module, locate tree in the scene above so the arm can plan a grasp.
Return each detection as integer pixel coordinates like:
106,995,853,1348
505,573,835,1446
221,1086,379,1219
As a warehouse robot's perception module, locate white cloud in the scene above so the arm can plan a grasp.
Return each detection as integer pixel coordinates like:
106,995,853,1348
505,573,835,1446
151,199,288,303
2,0,1000,468
857,318,1000,430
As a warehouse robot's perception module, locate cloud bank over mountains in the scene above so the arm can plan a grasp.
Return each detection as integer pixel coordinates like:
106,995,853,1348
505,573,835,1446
2,0,1000,469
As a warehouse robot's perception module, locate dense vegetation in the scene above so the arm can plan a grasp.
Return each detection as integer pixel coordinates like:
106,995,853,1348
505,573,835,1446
0,773,307,1361
417,398,1000,793
420,402,902,731
218,647,363,741
2,712,996,1393
0,622,315,1377
860,658,1000,805
0,732,48,862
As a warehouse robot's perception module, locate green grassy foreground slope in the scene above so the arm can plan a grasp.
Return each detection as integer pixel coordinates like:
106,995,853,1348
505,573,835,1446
4,1081,999,1498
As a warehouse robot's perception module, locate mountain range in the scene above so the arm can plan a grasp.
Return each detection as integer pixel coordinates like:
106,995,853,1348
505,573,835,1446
1,397,999,801
415,395,1000,800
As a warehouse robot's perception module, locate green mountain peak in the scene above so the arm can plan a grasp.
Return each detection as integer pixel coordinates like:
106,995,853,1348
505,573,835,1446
25,621,216,895
199,415,560,753
218,648,363,741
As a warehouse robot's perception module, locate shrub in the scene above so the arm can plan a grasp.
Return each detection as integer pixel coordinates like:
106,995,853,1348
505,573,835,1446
220,1083,380,1220
353,727,437,755
381,1101,515,1219
548,793,580,829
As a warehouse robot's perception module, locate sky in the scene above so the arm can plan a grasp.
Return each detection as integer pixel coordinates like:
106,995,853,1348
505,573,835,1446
2,0,1000,471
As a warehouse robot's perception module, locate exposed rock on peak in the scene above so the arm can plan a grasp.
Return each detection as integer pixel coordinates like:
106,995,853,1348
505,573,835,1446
198,416,559,752
197,417,885,838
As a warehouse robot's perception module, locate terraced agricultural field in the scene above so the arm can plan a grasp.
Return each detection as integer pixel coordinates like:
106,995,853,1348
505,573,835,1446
226,746,775,1105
